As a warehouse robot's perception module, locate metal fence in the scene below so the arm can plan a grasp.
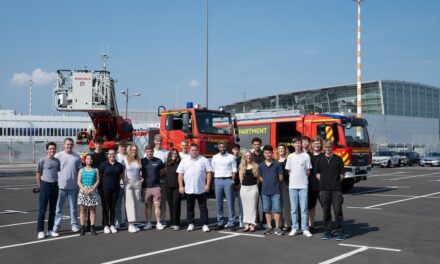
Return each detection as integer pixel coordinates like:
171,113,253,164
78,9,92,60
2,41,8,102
0,141,90,165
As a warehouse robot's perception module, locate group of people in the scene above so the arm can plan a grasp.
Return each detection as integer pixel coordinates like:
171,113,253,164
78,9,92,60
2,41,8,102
36,134,346,241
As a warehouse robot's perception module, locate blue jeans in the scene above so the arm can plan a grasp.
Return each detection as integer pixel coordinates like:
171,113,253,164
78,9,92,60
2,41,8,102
262,193,282,213
289,188,308,231
115,186,126,227
54,188,79,229
234,188,243,225
37,181,59,232
214,178,235,226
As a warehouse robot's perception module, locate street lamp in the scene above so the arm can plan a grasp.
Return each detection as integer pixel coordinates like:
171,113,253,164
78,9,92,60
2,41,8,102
121,88,141,119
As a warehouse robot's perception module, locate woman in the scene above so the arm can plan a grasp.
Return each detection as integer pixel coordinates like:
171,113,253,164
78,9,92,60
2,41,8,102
275,143,291,231
165,148,182,231
239,151,260,232
124,144,143,233
77,154,100,236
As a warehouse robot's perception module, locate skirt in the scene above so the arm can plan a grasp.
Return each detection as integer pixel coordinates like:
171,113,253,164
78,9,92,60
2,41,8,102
78,186,99,206
240,184,259,225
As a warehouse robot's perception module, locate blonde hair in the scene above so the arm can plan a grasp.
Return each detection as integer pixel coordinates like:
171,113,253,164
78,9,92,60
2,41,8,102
127,144,140,166
239,151,259,182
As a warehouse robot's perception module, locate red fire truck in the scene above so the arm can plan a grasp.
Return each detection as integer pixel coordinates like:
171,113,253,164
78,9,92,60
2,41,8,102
234,110,372,191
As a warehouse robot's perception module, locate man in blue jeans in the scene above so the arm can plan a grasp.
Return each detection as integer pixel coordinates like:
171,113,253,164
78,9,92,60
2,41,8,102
212,141,237,231
258,145,284,236
285,137,312,238
52,138,82,236
36,142,60,239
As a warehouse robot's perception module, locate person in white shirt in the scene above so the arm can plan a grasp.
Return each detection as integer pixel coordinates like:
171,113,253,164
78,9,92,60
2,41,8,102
152,134,169,226
177,143,213,232
211,141,238,231
179,139,190,160
285,137,313,238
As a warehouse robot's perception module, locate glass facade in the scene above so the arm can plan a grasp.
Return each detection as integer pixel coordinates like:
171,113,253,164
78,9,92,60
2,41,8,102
225,80,440,119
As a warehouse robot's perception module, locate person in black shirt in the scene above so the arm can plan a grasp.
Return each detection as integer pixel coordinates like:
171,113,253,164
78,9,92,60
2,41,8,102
308,136,324,234
274,143,291,232
316,139,345,241
165,148,182,231
251,137,265,228
231,144,243,228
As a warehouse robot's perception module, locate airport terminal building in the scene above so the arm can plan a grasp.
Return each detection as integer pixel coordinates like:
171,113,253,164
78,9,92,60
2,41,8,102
225,80,440,152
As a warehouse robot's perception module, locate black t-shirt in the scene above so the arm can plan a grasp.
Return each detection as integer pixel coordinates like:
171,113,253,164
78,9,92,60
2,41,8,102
242,169,258,186
277,159,289,184
252,151,264,164
99,161,124,190
309,152,323,191
141,157,164,188
91,151,107,168
315,154,345,191
165,162,180,188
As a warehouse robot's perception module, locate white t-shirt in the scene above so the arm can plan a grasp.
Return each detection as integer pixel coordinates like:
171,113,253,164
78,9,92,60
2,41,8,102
285,152,312,189
176,155,213,194
211,152,237,178
179,152,190,160
153,149,168,163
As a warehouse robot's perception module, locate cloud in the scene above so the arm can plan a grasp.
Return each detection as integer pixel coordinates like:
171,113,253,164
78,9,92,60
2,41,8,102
10,68,57,86
188,80,200,88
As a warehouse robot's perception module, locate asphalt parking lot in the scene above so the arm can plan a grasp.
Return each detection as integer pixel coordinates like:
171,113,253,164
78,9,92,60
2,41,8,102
0,165,439,264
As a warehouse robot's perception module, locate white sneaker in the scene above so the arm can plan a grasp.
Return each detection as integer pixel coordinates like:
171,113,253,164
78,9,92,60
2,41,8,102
37,232,45,239
128,225,137,233
202,225,210,232
187,224,195,232
224,223,231,228
104,226,111,234
156,223,165,230
172,225,180,231
289,229,300,237
135,225,140,231
110,225,118,234
71,225,80,233
49,231,60,237
303,230,312,237
143,222,153,230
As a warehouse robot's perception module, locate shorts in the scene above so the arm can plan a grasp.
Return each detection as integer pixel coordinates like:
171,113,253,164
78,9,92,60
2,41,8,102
262,193,282,213
143,187,161,204
308,190,320,209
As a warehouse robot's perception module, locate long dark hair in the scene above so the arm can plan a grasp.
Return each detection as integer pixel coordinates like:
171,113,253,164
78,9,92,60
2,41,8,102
165,147,181,167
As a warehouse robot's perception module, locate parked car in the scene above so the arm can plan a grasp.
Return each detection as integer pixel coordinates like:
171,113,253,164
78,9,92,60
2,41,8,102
372,151,400,168
420,152,440,167
398,151,421,166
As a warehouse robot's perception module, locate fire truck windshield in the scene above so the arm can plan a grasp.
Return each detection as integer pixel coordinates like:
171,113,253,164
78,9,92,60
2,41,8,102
344,125,370,148
195,111,233,135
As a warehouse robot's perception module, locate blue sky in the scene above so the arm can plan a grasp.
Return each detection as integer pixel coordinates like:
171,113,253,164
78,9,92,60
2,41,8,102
1,0,439,115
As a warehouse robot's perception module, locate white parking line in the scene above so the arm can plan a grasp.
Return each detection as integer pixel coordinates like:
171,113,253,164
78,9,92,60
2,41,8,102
0,210,29,215
349,191,440,209
368,172,405,177
219,231,265,238
347,187,396,196
383,172,440,181
319,243,401,264
101,234,240,264
0,233,80,250
0,216,70,228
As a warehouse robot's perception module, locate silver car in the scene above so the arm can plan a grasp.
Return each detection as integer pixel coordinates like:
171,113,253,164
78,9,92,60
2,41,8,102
372,151,400,168
420,152,440,167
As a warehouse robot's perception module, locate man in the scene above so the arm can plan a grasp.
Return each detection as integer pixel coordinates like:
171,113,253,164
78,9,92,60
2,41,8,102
115,139,128,229
301,136,311,153
87,136,107,231
36,142,61,239
177,143,213,232
316,139,346,241
211,141,237,231
152,134,169,226
52,138,82,236
308,136,324,234
141,145,165,230
251,137,264,164
231,144,243,228
258,145,284,236
179,139,190,160
99,149,125,234
285,137,313,238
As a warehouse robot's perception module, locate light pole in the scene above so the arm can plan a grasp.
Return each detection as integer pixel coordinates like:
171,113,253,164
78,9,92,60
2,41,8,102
205,0,209,108
121,88,141,119
29,79,33,116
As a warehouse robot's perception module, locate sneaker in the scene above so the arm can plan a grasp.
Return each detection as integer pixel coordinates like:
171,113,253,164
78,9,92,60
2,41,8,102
263,227,273,235
135,225,140,232
187,224,195,232
322,231,332,240
110,225,118,234
160,220,167,227
128,225,137,233
224,222,232,228
49,231,60,237
104,226,111,234
229,224,238,231
239,222,244,228
115,224,120,229
289,229,300,237
335,233,346,241
309,226,315,234
274,228,284,236
303,230,313,238
71,225,80,233
214,225,224,231
172,225,180,231
202,225,210,232
156,223,165,230
143,222,153,230
37,232,45,239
